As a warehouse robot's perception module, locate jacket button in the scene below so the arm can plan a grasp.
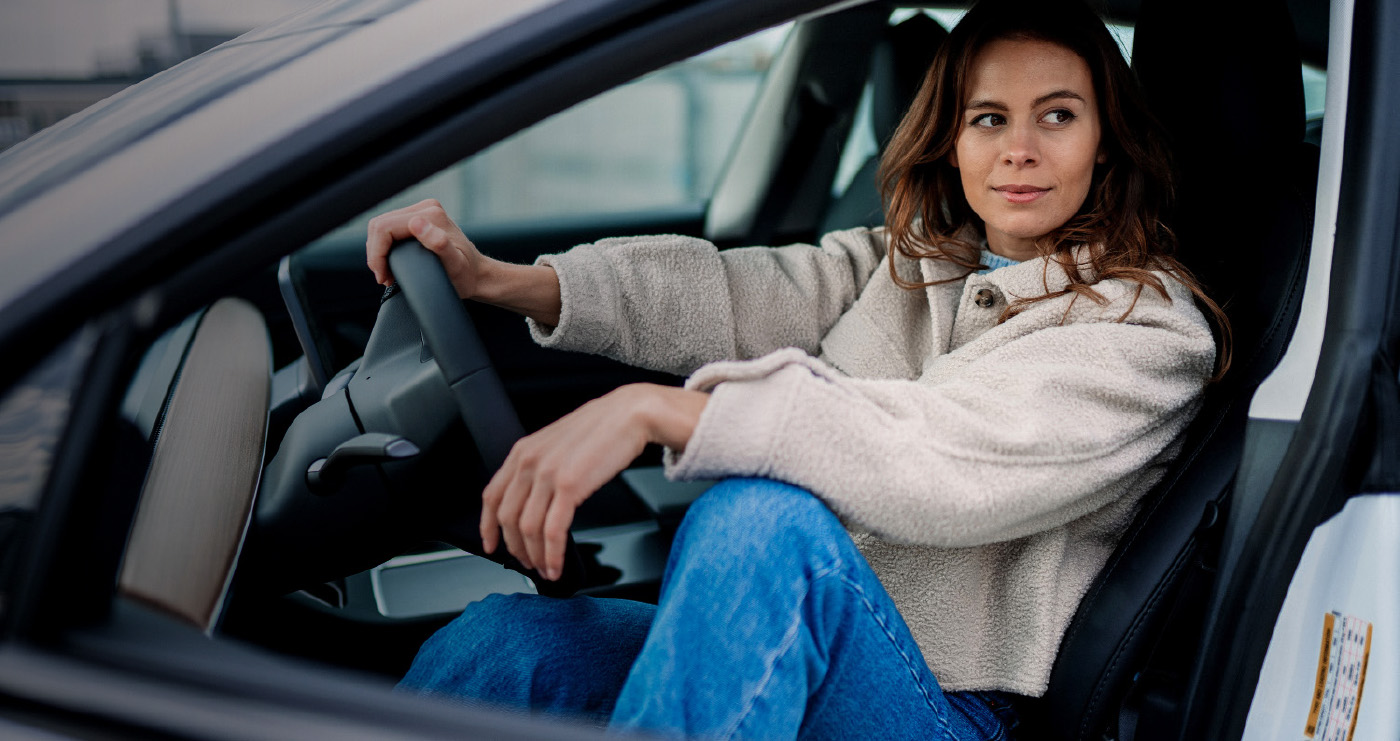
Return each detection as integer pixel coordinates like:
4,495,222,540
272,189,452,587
974,288,995,308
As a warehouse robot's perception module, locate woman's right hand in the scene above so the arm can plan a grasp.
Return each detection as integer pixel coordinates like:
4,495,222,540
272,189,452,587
365,198,564,327
366,198,485,300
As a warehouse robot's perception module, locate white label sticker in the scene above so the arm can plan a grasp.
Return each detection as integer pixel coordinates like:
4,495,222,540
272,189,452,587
1304,611,1372,741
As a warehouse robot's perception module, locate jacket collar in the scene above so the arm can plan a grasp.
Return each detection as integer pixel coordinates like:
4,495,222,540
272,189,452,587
918,243,1094,300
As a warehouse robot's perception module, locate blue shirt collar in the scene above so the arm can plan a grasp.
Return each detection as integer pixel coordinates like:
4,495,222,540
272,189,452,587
978,246,1022,274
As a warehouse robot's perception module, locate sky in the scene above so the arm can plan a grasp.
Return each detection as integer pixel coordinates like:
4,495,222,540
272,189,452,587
0,0,322,77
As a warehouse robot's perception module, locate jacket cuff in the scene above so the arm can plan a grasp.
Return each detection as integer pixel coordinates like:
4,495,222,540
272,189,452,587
664,349,829,480
526,247,619,354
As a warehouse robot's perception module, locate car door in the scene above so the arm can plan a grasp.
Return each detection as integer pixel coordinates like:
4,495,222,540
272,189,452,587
0,0,871,737
1181,0,1400,737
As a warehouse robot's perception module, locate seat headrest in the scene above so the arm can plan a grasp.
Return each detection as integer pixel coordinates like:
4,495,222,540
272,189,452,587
1133,0,1304,170
1133,0,1312,382
870,13,947,145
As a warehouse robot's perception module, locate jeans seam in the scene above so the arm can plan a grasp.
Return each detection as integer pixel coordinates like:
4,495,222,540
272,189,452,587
720,560,962,741
718,575,815,741
716,557,957,733
832,570,957,736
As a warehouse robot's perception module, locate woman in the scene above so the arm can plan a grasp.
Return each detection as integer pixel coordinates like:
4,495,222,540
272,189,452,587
364,0,1225,737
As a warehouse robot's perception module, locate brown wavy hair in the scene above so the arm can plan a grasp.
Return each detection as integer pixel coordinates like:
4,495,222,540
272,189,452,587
877,0,1230,379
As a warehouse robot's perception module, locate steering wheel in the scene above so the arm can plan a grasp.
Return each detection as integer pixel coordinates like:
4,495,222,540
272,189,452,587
244,241,584,600
386,239,585,598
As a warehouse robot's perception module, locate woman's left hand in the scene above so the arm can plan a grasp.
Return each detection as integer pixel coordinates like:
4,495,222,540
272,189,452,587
481,383,709,581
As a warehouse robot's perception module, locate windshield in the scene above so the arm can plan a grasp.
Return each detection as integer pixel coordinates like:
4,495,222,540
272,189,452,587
0,0,415,219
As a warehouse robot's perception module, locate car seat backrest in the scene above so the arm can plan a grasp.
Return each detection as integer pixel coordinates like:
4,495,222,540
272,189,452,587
1023,1,1318,739
819,12,946,234
1136,0,1315,379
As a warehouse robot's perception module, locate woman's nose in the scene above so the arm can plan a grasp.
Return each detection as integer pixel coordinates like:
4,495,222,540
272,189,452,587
1001,125,1039,167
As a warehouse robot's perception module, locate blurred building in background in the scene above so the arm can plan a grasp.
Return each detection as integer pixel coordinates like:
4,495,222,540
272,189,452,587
0,17,239,153
0,78,133,151
0,31,238,151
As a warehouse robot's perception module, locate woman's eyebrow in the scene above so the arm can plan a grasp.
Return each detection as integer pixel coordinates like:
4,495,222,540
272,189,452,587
965,99,1008,111
1032,90,1087,107
965,90,1087,111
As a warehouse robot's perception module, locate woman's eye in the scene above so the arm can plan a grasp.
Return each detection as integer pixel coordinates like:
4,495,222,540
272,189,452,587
1042,109,1077,125
970,113,1005,128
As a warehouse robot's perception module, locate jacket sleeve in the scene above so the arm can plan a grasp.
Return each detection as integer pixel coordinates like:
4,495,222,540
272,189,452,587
525,227,886,376
664,285,1217,548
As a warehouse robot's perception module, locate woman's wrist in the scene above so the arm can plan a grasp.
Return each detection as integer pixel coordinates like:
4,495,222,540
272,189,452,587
630,384,709,452
472,259,562,327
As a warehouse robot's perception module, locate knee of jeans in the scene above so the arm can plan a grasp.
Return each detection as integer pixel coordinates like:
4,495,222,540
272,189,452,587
421,593,536,659
405,593,562,692
677,478,842,554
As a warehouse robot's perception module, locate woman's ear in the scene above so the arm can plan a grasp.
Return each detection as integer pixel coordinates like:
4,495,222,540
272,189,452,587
1096,149,1108,164
949,150,959,168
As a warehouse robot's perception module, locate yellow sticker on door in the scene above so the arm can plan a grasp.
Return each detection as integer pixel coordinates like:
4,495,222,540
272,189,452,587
1305,611,1372,740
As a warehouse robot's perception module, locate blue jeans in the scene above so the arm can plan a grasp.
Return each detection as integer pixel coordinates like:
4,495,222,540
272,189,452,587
401,478,1020,739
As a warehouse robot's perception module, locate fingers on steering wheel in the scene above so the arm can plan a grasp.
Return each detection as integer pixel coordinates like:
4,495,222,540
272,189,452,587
364,199,447,285
365,214,393,285
410,219,467,274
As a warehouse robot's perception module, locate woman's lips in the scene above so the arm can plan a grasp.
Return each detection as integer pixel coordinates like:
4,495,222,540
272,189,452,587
995,185,1049,204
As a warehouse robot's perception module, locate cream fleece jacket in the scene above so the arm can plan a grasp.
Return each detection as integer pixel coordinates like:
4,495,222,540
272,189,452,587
527,227,1215,696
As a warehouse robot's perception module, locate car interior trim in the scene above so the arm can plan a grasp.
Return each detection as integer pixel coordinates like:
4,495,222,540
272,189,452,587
8,311,153,638
0,601,602,740
1241,493,1400,740
1248,0,1354,423
277,257,332,394
705,22,813,241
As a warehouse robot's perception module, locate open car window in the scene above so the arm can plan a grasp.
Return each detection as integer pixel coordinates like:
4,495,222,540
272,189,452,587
318,21,793,243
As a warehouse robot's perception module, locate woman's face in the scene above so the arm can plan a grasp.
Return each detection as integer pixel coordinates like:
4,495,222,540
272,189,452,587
950,38,1104,261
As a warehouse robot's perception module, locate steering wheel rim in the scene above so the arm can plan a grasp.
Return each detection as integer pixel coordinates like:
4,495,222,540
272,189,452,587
387,239,583,597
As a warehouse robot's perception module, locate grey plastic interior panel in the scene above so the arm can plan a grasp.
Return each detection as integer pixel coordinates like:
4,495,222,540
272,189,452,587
370,551,537,619
705,22,811,241
620,466,716,517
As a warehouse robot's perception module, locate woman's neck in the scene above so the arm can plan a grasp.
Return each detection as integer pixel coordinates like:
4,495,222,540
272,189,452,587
984,232,1040,262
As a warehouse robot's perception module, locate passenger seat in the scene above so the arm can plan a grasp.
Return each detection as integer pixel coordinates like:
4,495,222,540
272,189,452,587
819,12,946,234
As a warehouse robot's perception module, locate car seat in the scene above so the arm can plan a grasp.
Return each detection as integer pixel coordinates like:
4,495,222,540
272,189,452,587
1019,0,1319,738
819,11,946,234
